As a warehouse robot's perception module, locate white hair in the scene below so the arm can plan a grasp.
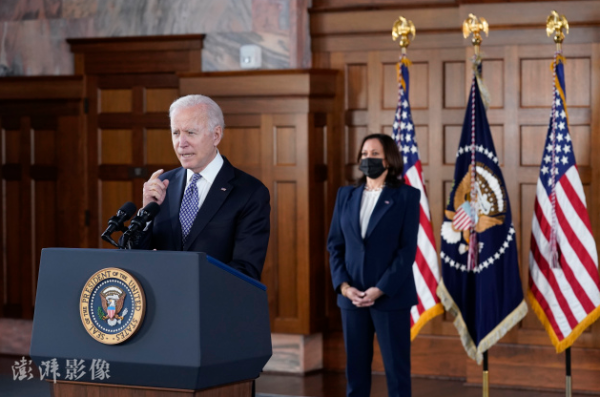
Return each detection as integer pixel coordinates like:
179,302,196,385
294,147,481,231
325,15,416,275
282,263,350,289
169,94,225,133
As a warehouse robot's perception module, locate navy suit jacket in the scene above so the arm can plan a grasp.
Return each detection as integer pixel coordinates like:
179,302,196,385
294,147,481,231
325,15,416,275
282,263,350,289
327,183,420,311
134,157,271,281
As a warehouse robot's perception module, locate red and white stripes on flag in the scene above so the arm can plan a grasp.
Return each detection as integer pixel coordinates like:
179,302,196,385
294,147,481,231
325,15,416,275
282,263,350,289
528,54,600,352
404,162,444,339
393,56,444,340
452,202,474,231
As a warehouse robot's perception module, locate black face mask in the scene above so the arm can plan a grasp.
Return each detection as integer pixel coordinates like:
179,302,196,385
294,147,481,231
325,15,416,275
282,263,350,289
359,158,386,179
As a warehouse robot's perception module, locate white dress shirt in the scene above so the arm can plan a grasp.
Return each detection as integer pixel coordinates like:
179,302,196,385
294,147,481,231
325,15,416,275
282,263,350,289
185,151,224,210
359,189,382,239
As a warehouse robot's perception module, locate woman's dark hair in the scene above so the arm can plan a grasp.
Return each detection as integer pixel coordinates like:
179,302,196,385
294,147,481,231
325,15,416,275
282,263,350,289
355,133,404,188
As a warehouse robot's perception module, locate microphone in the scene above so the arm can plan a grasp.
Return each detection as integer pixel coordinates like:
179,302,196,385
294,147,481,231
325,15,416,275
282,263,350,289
101,202,137,248
121,202,161,249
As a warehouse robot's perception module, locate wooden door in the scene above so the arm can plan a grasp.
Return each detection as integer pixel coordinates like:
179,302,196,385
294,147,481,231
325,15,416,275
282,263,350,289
0,77,84,319
86,74,180,248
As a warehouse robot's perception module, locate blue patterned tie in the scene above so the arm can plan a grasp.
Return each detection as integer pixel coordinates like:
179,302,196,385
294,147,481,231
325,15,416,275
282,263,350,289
180,173,202,244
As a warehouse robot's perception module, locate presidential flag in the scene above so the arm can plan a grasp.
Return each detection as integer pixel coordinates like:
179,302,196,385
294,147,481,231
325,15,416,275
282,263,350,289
528,54,600,353
437,59,527,363
392,56,444,340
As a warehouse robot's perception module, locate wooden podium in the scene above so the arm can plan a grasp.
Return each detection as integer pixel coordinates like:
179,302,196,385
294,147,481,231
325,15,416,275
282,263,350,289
31,248,271,396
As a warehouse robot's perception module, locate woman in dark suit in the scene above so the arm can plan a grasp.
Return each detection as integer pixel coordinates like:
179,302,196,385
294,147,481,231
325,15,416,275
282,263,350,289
328,133,420,397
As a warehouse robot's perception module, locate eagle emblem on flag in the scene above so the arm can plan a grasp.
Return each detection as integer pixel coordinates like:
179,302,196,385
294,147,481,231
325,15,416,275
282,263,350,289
442,162,506,252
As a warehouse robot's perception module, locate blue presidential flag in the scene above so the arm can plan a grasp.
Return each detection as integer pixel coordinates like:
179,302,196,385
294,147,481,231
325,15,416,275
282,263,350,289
437,60,527,363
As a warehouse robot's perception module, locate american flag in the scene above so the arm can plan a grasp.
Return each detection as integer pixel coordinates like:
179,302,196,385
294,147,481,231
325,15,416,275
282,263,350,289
529,55,600,352
392,56,444,340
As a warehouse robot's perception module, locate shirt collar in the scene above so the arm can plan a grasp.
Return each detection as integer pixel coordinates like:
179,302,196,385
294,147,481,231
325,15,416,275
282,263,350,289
185,151,224,186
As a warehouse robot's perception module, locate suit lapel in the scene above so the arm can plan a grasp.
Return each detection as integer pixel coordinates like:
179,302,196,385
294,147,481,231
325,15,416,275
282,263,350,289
168,168,186,245
183,158,234,251
365,187,395,239
348,185,363,240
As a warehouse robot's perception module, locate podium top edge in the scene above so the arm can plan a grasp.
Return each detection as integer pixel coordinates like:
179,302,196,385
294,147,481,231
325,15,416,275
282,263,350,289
206,255,266,291
41,248,267,291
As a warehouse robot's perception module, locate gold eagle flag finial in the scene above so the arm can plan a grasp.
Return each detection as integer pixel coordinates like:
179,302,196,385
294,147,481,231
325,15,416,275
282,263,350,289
392,16,416,54
463,13,489,57
547,10,569,52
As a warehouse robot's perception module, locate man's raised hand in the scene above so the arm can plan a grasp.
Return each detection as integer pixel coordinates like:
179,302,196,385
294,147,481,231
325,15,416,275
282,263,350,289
143,169,170,207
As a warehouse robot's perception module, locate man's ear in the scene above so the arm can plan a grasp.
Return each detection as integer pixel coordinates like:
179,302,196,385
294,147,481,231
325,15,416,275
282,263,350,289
213,125,223,146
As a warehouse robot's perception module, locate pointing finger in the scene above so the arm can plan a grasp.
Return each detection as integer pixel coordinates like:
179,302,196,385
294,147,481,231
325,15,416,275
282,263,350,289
149,169,164,180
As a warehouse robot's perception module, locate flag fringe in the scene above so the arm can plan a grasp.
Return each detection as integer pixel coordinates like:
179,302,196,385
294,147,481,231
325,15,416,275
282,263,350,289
527,290,600,353
437,280,478,361
477,299,528,361
410,303,444,341
437,280,528,364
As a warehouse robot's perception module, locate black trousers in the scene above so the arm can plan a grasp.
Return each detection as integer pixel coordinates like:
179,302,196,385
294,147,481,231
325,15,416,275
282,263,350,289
341,308,411,397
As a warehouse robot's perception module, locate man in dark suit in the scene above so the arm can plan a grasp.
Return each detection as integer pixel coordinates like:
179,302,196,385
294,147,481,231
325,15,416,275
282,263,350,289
136,94,270,281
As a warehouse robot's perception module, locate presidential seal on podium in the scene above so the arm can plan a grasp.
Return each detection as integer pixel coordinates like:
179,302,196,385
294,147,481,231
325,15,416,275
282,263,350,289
79,268,146,345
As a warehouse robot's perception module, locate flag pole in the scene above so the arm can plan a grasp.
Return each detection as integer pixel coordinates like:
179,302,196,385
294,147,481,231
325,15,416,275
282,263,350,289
546,11,571,397
566,348,572,397
483,351,489,397
462,14,490,397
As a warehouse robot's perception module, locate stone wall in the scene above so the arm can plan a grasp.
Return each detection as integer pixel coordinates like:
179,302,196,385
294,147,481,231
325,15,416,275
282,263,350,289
0,0,311,76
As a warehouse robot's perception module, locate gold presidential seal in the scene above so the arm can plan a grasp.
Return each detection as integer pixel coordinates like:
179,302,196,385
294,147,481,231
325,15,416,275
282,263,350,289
80,268,146,345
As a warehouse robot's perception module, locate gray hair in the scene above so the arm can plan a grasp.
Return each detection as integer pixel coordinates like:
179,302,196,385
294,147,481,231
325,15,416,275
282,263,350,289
169,94,225,133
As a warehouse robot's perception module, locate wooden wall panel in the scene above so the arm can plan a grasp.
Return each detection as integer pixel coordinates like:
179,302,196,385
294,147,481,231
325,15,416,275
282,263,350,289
409,63,429,109
33,180,57,295
520,125,546,166
482,60,504,109
100,89,132,113
0,77,84,320
275,127,298,166
313,1,600,392
33,130,56,165
4,130,20,162
444,61,466,109
382,63,399,110
220,127,262,178
347,64,368,110
100,180,133,245
145,129,179,166
564,58,591,107
100,130,133,164
276,182,299,319
4,181,22,317
444,125,462,164
145,89,179,113
571,125,591,166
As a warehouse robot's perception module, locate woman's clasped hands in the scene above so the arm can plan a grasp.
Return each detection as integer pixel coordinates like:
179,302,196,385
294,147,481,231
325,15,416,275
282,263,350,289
341,283,383,307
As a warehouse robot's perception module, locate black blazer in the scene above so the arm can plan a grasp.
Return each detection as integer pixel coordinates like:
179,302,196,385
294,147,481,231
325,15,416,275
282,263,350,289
327,184,420,311
135,157,271,281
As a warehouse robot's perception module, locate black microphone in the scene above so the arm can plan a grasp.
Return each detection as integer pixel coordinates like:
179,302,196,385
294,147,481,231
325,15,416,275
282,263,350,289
121,202,161,249
101,202,137,248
